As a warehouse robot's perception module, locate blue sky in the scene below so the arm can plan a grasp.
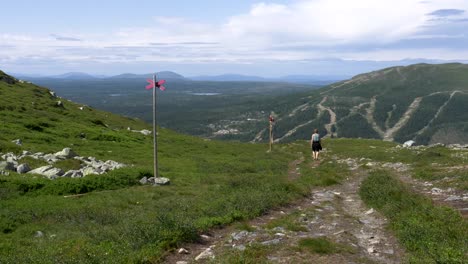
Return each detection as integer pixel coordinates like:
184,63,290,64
1,0,468,77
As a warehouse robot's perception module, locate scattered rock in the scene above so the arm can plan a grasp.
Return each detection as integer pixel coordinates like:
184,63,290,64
49,91,56,97
54,148,78,159
34,231,44,238
231,231,249,241
233,244,246,251
82,166,102,176
261,238,281,246
176,261,188,264
365,208,375,215
151,177,171,186
431,188,443,194
444,195,462,201
56,101,63,107
28,165,64,179
11,139,22,146
62,170,83,178
194,247,215,261
200,234,211,241
403,140,415,147
140,129,152,136
16,164,31,174
139,177,148,184
178,248,190,254
0,161,16,171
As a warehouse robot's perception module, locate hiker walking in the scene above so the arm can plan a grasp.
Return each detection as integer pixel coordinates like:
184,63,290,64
310,128,322,160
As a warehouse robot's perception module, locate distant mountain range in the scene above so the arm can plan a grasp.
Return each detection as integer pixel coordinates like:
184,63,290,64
13,71,346,85
188,74,348,84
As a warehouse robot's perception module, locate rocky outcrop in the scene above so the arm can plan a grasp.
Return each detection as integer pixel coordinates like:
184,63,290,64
28,165,64,179
0,148,126,179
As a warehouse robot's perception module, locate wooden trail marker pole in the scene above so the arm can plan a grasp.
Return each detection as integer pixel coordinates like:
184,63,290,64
152,74,159,178
269,115,275,152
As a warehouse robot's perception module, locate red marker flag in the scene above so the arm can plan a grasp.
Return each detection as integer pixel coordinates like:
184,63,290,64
269,115,275,122
146,79,166,91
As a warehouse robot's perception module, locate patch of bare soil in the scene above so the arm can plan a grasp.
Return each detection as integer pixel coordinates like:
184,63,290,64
165,159,404,264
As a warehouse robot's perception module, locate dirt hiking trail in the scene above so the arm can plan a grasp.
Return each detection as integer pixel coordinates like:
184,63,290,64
166,155,406,264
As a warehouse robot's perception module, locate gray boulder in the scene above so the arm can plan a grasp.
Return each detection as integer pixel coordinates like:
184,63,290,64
54,148,78,159
82,166,102,176
17,164,31,174
28,165,64,179
0,161,16,171
139,177,148,184
148,177,171,185
43,154,59,163
62,170,83,178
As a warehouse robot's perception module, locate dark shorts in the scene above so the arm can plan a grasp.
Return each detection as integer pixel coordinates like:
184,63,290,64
312,142,322,152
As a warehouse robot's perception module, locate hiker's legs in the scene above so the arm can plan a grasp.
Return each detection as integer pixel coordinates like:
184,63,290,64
316,151,320,160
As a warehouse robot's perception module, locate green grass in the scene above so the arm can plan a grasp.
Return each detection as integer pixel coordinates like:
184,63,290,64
265,210,308,232
296,237,351,254
0,76,309,262
209,243,276,264
359,170,468,263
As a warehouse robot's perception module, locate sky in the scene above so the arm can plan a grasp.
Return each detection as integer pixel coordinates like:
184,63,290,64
1,0,468,77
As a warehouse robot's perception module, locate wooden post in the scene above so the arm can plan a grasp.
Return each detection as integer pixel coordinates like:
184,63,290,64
269,120,273,151
152,74,159,178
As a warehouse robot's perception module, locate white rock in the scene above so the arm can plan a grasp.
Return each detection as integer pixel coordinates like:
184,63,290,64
403,140,415,147
194,247,214,261
28,165,64,179
54,148,78,159
140,129,152,136
178,248,190,254
152,177,170,185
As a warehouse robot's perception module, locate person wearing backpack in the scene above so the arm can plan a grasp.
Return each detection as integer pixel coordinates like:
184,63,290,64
310,129,322,160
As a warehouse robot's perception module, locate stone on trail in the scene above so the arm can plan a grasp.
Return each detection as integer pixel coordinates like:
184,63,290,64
194,247,215,261
178,248,190,254
261,238,281,246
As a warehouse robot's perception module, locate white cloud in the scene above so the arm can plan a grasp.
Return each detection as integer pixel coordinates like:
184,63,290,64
1,0,468,71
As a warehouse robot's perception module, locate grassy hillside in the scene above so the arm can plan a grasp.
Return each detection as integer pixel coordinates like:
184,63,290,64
0,71,330,262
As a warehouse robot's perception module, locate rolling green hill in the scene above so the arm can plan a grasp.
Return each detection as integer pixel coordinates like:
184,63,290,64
255,63,468,145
